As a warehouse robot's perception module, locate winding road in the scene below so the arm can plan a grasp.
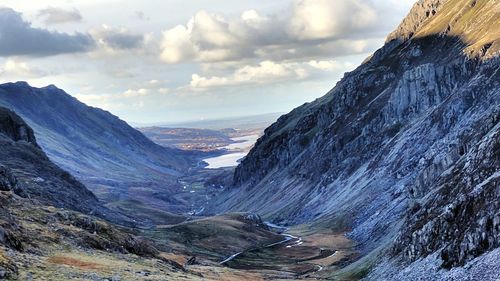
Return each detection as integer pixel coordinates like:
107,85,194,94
220,221,332,274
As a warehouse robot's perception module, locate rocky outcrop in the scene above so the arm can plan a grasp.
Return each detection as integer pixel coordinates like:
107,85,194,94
212,0,499,278
366,126,499,280
0,251,17,280
386,0,445,42
0,107,132,225
0,165,16,192
393,125,499,269
0,107,37,145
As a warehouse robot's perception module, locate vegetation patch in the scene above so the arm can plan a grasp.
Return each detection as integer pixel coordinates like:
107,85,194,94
0,247,17,278
47,255,103,270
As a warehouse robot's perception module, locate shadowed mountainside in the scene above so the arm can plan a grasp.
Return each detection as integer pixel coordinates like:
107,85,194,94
0,82,202,212
0,107,128,222
211,0,499,279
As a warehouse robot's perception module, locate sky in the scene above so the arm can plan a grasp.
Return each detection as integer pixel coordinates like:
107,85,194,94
0,0,415,124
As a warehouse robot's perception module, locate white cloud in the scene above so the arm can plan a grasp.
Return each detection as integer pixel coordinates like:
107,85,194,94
288,0,377,40
159,9,277,63
74,78,170,110
0,59,46,77
158,88,169,94
75,84,170,111
188,59,350,90
308,60,344,71
234,61,308,81
74,93,109,103
90,25,144,51
123,88,149,97
190,74,228,89
160,25,196,63
37,7,82,24
241,10,265,25
158,0,386,64
190,10,239,48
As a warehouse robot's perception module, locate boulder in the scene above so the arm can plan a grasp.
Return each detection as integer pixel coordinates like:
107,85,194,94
0,165,16,192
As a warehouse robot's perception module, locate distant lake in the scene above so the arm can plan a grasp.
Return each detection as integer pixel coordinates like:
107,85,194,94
203,134,259,169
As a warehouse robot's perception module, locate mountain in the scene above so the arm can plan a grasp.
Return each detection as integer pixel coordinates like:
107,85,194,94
212,0,499,279
0,106,126,221
0,82,200,212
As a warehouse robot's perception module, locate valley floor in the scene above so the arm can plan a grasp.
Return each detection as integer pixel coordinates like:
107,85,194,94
1,187,361,280
7,231,356,281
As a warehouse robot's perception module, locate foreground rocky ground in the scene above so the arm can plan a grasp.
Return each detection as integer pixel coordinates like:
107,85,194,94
1,190,357,280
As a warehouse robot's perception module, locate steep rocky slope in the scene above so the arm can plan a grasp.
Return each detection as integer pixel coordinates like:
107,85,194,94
0,107,98,214
213,0,499,278
367,112,499,280
0,82,199,212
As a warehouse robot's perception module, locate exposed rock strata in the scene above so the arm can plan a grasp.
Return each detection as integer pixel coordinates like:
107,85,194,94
212,0,500,278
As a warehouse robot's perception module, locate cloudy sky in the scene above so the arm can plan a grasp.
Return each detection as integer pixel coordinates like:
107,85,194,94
0,0,415,124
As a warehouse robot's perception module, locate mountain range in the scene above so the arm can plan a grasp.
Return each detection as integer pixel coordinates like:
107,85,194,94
0,82,202,215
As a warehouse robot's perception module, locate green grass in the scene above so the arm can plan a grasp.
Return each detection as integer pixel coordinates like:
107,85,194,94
415,0,500,55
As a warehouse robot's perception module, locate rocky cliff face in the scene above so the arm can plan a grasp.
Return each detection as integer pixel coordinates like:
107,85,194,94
393,122,499,269
0,107,129,223
0,108,37,146
213,0,499,278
